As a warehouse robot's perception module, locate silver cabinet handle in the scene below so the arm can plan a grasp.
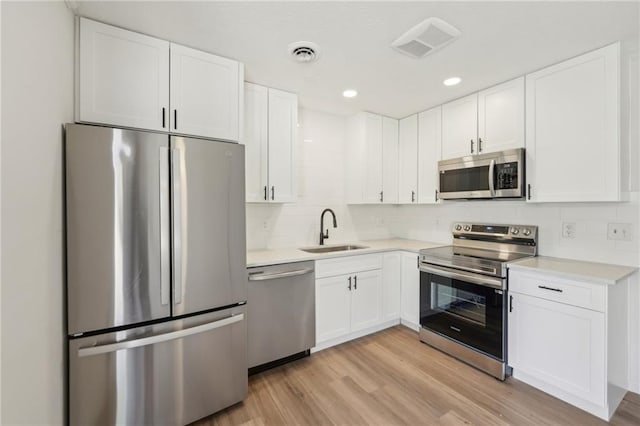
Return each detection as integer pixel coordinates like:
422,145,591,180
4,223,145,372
478,137,483,153
354,275,357,290
171,146,184,305
488,159,496,197
348,276,352,291
248,268,313,281
470,139,474,154
380,191,383,203
159,147,170,306
78,314,244,357
411,191,416,202
271,186,275,200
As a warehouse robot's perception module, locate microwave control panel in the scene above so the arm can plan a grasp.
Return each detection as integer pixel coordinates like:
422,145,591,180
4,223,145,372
495,162,519,190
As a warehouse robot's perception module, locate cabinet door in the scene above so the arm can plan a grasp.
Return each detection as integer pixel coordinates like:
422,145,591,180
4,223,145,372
267,88,298,203
398,115,419,204
400,252,420,327
78,17,169,131
525,43,619,202
478,77,524,154
351,270,383,332
382,252,402,321
170,43,240,141
381,117,399,204
508,292,605,406
243,83,269,202
364,113,384,203
316,275,352,343
417,107,442,204
441,93,478,160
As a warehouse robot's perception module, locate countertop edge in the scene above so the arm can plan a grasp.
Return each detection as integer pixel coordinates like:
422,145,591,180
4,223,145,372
507,256,638,285
246,239,443,268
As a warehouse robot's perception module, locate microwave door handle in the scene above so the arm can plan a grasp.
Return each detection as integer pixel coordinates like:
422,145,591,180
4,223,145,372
488,159,496,197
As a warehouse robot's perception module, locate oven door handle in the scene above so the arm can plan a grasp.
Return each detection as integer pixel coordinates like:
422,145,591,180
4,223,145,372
419,264,504,290
488,159,496,197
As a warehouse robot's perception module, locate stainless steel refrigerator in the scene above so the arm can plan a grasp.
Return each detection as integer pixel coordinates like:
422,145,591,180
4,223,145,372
65,123,247,425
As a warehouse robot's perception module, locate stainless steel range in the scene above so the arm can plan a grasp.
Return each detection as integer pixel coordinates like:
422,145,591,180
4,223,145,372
418,223,538,380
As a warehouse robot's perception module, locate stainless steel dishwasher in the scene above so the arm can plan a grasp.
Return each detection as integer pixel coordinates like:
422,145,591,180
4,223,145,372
247,261,315,372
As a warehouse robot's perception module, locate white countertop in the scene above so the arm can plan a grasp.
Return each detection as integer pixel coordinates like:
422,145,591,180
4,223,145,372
508,256,637,285
247,238,443,267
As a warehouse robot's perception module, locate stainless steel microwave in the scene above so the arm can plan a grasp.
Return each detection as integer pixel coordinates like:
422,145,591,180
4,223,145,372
438,148,525,200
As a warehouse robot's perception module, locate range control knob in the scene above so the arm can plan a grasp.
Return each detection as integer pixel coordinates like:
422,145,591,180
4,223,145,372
523,228,532,236
511,228,520,235
455,224,462,231
463,225,471,232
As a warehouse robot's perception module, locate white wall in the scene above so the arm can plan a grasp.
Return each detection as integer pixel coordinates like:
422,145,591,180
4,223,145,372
246,108,392,250
1,2,74,424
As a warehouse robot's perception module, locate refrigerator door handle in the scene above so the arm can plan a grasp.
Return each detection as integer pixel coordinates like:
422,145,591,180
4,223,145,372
172,146,183,305
77,313,245,358
159,147,170,306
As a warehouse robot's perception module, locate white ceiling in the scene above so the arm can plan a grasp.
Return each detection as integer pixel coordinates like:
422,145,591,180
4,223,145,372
74,1,639,119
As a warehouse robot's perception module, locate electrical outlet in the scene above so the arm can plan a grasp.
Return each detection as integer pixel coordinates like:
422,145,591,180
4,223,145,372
262,220,269,230
607,223,632,241
562,222,576,239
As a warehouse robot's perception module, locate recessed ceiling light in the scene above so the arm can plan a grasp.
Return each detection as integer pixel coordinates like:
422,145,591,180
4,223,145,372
343,89,358,98
443,77,461,86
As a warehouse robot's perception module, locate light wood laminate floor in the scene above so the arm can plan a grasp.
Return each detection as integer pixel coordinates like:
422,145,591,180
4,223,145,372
195,326,640,425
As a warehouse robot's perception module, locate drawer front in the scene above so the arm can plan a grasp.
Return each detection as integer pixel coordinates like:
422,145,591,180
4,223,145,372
316,254,383,278
509,270,605,312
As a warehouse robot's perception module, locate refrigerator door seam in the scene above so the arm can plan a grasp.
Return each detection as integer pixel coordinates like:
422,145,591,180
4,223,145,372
77,313,244,357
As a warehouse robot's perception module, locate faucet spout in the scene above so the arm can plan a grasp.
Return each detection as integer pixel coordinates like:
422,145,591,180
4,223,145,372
319,208,338,245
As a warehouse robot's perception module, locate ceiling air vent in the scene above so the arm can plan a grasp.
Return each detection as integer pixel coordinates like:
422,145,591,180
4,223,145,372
392,17,461,59
288,41,320,63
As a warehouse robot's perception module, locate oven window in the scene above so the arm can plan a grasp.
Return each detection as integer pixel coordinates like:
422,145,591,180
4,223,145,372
440,165,490,193
420,271,504,360
434,284,486,327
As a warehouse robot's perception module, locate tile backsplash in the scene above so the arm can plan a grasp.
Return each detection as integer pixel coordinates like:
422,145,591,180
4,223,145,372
246,108,639,267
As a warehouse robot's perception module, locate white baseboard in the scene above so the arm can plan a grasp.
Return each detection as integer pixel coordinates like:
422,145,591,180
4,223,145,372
311,318,400,353
400,318,419,331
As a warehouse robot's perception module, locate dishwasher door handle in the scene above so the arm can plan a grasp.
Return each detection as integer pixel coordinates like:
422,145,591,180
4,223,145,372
248,268,314,281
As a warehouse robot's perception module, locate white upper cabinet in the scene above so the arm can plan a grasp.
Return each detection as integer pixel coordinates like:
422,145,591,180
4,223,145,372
267,88,298,203
347,112,391,204
243,83,268,202
77,18,242,141
478,76,525,153
441,77,524,160
243,83,297,203
77,17,169,132
525,43,620,202
441,93,478,159
398,114,418,203
169,43,241,141
382,117,399,204
417,106,442,204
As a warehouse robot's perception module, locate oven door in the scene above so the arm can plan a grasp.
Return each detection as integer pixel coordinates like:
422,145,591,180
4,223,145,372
419,264,506,360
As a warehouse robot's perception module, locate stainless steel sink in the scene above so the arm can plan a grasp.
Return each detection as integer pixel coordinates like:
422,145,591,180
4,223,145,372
299,244,369,254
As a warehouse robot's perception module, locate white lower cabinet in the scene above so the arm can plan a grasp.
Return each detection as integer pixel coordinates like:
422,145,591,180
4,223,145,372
382,252,402,321
508,268,629,420
400,251,420,330
315,254,383,348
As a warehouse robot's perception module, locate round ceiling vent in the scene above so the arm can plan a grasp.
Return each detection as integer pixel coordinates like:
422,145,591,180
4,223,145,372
287,41,320,63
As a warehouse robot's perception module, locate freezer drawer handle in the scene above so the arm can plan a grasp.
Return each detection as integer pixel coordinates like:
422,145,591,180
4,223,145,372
77,313,245,358
248,268,313,281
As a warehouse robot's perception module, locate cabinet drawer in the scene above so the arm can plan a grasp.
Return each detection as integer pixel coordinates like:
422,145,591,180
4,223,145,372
509,270,605,312
316,254,383,278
